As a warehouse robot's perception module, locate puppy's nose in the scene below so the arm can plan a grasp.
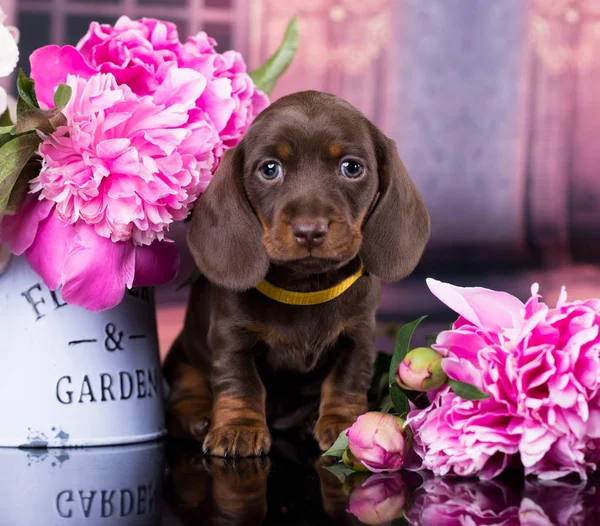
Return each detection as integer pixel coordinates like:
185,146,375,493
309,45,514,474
291,219,329,249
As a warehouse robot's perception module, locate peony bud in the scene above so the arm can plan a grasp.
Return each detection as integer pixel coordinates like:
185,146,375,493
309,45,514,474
396,347,447,391
346,412,410,473
347,474,407,525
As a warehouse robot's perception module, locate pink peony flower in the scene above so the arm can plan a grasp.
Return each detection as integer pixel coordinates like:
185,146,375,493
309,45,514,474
1,16,270,311
0,194,178,311
347,412,409,473
347,474,407,525
406,279,600,480
177,32,269,152
31,70,216,245
76,17,268,162
76,16,181,95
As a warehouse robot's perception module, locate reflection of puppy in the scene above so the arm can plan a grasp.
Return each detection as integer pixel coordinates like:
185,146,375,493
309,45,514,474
164,441,270,526
164,438,362,526
164,90,430,457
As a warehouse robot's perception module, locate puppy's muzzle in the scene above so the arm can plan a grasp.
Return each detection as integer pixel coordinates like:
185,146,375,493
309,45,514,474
291,218,329,250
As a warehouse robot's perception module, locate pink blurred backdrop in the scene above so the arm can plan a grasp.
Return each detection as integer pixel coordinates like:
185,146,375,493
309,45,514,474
2,0,600,353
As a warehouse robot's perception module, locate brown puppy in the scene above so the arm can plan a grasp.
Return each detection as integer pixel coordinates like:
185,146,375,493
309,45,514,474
164,90,430,457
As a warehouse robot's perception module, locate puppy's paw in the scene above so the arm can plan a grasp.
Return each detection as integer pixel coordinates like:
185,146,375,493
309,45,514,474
203,423,272,457
314,416,356,451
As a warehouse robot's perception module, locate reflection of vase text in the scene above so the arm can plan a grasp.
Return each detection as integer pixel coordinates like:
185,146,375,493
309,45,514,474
56,483,157,519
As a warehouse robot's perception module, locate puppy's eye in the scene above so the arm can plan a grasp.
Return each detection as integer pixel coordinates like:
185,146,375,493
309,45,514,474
260,161,282,180
341,160,364,179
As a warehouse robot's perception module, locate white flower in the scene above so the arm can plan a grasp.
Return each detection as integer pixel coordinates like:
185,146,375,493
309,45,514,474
0,86,7,115
0,8,19,78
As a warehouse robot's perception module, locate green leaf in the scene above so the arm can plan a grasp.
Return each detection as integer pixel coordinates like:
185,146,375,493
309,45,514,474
17,70,40,109
391,517,410,526
448,379,490,400
53,83,72,109
390,383,409,417
176,267,202,291
0,108,13,127
324,463,356,484
0,135,41,218
5,156,40,214
381,400,394,414
388,316,428,387
15,72,69,135
322,430,349,457
15,97,67,135
0,126,16,149
249,15,299,95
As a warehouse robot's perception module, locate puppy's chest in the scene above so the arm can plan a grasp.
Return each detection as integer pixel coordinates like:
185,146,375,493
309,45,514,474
249,313,346,373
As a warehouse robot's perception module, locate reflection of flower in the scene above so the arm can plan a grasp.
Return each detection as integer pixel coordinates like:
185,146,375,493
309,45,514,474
519,479,591,526
347,474,407,525
407,279,600,480
347,412,409,473
404,478,520,526
404,476,596,526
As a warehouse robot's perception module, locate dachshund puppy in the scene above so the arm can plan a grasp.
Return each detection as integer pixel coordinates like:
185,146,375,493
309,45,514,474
164,90,430,457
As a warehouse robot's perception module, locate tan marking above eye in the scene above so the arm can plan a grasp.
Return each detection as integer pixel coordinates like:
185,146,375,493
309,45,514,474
275,143,292,159
328,142,343,158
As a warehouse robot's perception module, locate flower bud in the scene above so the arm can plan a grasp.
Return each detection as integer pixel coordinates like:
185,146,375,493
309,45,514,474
346,412,410,473
396,347,447,391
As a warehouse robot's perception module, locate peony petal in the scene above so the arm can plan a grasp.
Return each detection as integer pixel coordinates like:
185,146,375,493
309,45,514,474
30,45,95,109
133,239,179,287
442,357,483,388
426,278,524,335
0,195,54,254
24,211,76,290
60,223,135,311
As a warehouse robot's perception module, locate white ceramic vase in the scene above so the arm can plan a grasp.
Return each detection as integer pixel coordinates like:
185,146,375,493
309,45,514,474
0,255,167,447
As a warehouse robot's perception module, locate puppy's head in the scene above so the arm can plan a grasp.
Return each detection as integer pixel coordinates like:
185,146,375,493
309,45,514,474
188,91,430,290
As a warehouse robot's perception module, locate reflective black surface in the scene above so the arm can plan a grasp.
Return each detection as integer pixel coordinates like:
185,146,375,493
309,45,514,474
5,437,600,525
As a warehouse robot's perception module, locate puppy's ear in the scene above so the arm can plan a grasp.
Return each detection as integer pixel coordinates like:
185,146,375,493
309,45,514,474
360,131,430,282
187,144,269,290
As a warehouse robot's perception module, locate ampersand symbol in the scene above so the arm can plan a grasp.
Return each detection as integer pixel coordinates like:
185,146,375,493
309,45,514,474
104,323,124,351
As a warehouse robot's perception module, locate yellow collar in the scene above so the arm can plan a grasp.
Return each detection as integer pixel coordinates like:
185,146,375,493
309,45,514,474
255,266,366,306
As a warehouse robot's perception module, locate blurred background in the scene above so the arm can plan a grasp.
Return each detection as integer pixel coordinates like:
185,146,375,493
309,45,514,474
2,0,600,353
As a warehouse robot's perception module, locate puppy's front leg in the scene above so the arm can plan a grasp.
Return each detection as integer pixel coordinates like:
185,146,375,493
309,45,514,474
203,326,271,457
314,324,375,451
